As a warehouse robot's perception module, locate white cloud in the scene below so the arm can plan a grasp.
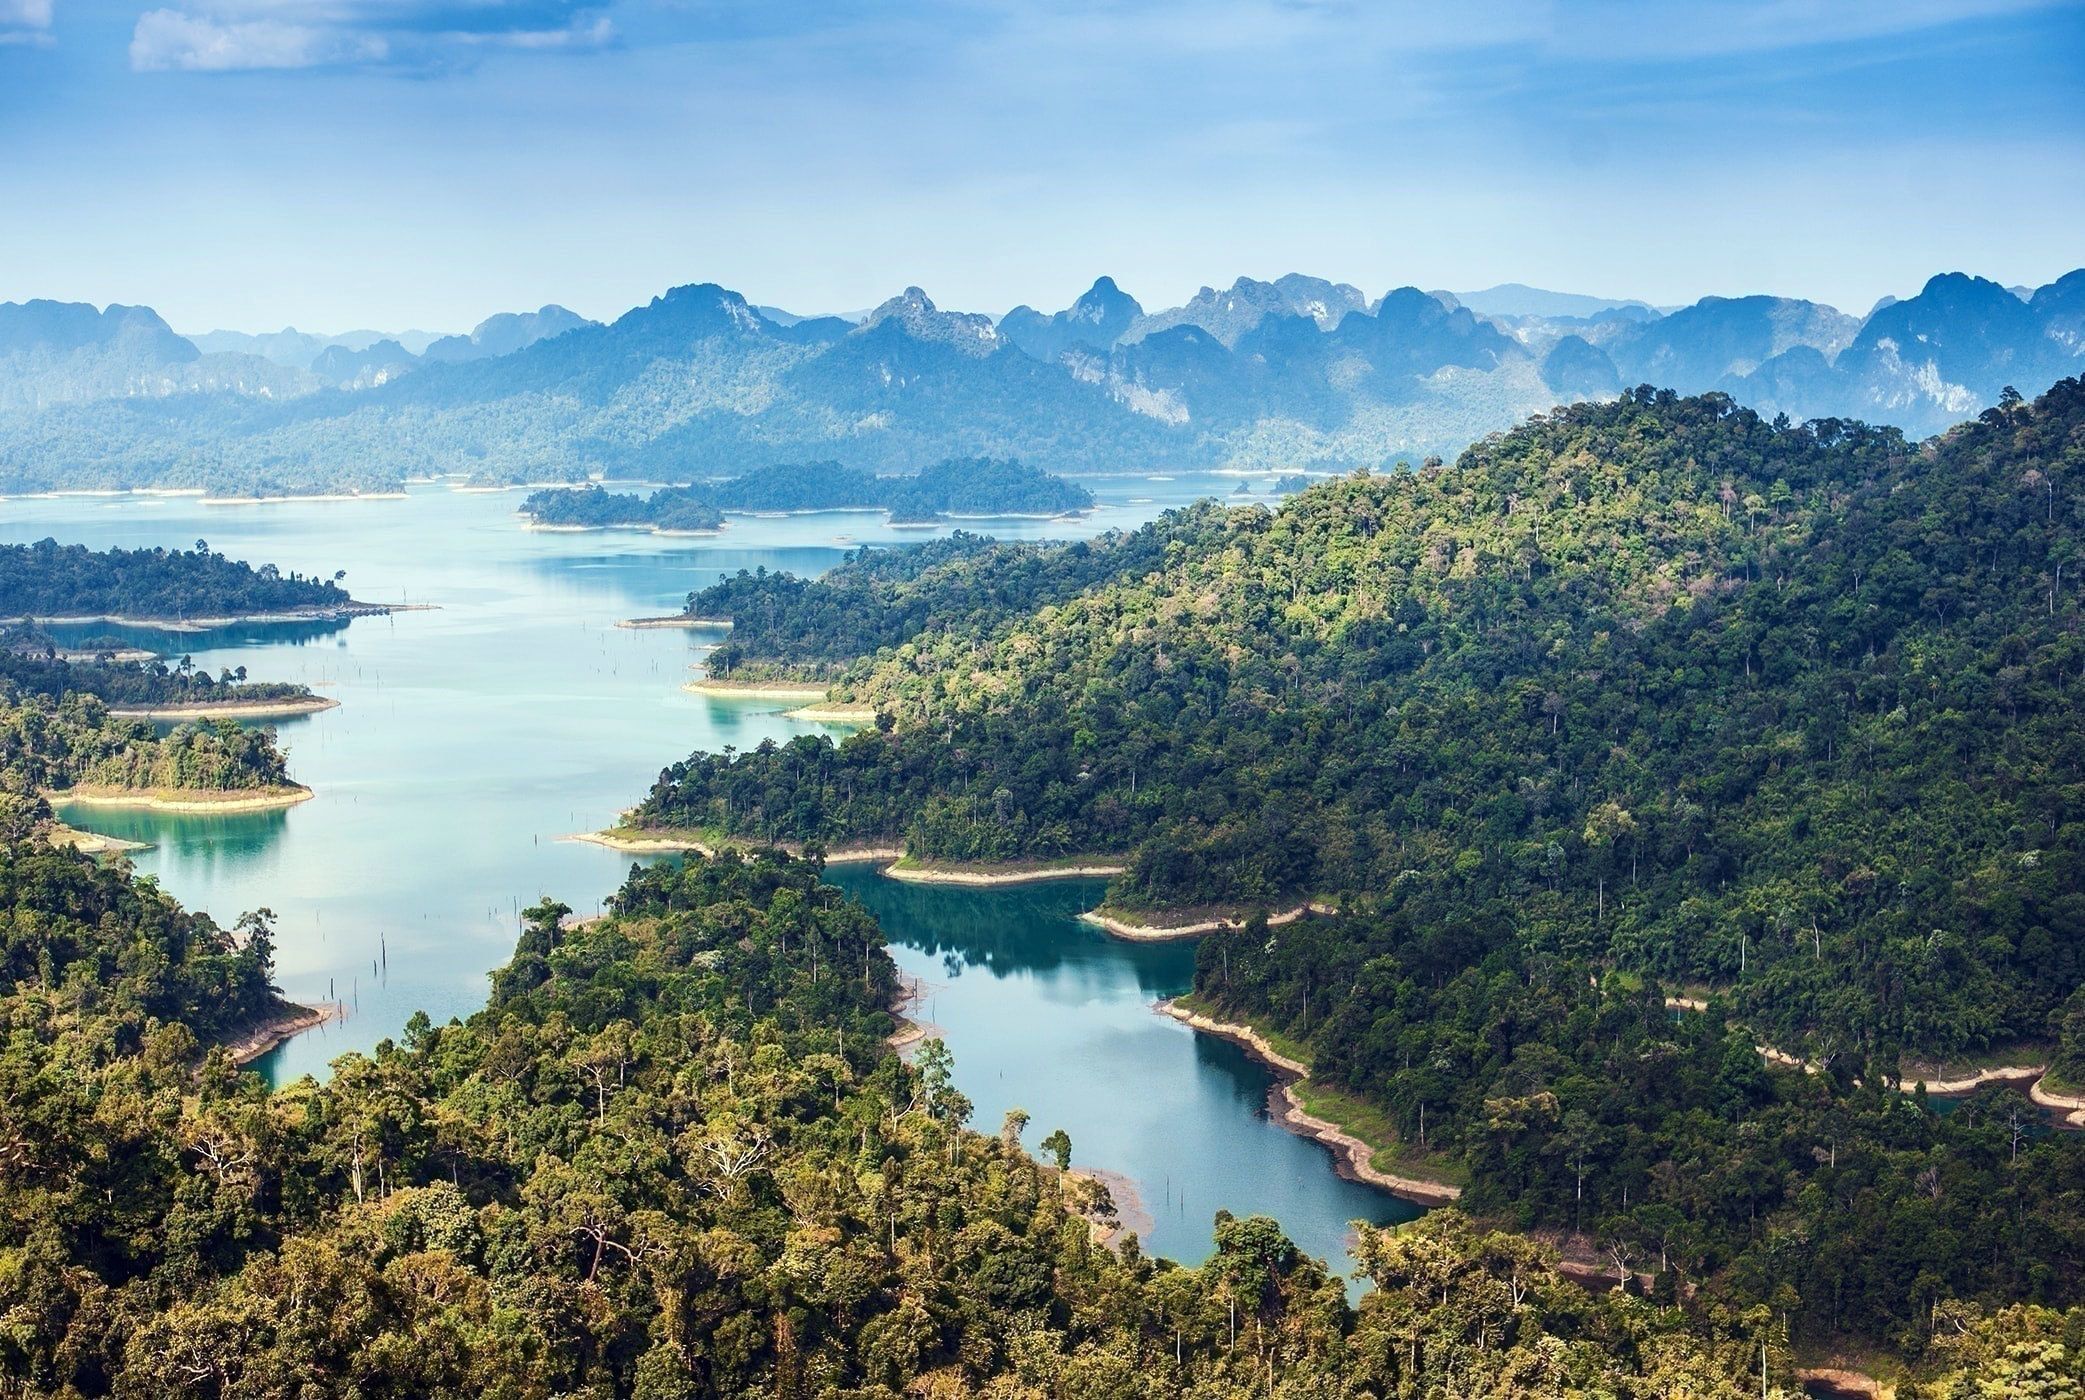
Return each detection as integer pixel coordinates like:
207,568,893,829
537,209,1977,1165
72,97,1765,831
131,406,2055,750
130,8,386,69
0,0,53,45
128,1,614,72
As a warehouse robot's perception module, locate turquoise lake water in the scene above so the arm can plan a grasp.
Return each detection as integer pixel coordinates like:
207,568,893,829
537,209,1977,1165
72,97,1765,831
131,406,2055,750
3,474,1416,1276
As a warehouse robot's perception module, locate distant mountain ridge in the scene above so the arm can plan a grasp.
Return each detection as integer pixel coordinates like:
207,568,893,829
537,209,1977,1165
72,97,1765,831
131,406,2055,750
0,266,2079,493
421,305,595,363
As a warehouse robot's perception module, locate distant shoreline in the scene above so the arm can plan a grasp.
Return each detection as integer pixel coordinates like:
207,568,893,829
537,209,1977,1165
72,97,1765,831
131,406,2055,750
683,678,831,701
48,783,315,814
202,492,407,506
618,615,733,630
521,519,722,537
4,601,396,633
109,694,340,721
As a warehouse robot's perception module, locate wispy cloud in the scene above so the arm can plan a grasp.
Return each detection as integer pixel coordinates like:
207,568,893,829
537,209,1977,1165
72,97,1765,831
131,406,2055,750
0,0,53,46
128,0,615,71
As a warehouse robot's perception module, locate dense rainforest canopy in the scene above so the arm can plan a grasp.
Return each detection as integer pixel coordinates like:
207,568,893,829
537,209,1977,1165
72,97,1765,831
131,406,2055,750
689,517,1222,681
521,457,1095,534
0,818,2065,1397
627,381,2085,1358
639,381,2085,1061
0,538,355,620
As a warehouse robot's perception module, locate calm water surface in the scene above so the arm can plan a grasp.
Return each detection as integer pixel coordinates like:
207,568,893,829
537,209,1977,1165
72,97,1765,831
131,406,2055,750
3,472,1414,1275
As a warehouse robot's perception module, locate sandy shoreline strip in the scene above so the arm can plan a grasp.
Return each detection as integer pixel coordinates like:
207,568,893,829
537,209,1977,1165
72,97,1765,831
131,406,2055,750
618,615,733,630
785,703,877,723
887,969,941,1053
683,678,831,701
48,784,315,814
563,828,907,865
4,603,392,633
882,859,1125,888
1067,1167,1154,1250
1666,995,2082,1123
1079,900,1332,942
203,492,407,506
564,835,1117,892
566,829,710,854
47,822,151,855
523,520,722,537
223,1001,342,1066
109,695,340,721
1156,998,1463,1206
2030,1077,2085,1128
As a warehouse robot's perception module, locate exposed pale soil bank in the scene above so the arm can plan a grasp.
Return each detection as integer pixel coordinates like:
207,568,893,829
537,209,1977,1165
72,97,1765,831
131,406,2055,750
223,1002,342,1067
109,695,340,721
683,679,831,701
48,784,315,814
1155,999,1462,1207
1079,900,1336,942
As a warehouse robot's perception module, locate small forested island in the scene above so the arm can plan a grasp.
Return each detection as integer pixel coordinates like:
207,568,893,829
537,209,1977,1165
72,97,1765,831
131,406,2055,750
3,626,327,715
519,456,1095,534
0,690,306,808
615,379,2085,1365
2,810,2063,1395
0,537,378,624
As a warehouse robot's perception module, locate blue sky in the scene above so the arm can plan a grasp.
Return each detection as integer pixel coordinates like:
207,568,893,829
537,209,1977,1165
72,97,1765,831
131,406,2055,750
2,1,2080,333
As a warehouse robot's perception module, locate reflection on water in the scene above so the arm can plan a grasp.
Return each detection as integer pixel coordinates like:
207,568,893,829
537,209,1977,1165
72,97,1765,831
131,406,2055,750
38,615,358,652
830,867,1420,1279
6,479,1412,1280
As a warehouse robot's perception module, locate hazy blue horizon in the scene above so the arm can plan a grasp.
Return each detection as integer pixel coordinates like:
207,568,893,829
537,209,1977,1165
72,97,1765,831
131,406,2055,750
3,1,2081,333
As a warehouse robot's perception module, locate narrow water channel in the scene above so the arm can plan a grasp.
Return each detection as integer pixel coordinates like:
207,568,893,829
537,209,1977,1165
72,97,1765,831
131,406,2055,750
5,481,1417,1274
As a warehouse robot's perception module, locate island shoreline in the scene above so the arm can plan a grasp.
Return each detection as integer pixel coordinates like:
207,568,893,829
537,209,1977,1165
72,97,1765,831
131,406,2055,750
3,602,396,633
683,679,832,701
108,695,340,721
47,784,315,814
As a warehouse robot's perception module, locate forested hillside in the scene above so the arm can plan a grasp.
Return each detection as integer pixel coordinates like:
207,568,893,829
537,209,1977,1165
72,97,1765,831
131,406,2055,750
0,538,361,620
691,512,1223,680
622,379,2085,1357
640,381,2085,1061
4,823,2059,1396
0,793,287,1041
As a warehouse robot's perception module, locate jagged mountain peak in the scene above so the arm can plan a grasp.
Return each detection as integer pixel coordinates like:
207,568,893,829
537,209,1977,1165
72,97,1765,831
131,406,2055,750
999,277,1144,362
859,286,1001,355
1126,274,1368,346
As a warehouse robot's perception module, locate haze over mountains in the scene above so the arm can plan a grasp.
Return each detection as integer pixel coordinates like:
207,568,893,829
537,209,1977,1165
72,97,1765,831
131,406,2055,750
0,268,2078,495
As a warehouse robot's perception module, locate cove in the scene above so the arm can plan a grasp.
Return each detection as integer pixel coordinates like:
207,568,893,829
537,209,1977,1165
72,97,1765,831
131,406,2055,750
4,478,1417,1275
828,867,1420,1273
